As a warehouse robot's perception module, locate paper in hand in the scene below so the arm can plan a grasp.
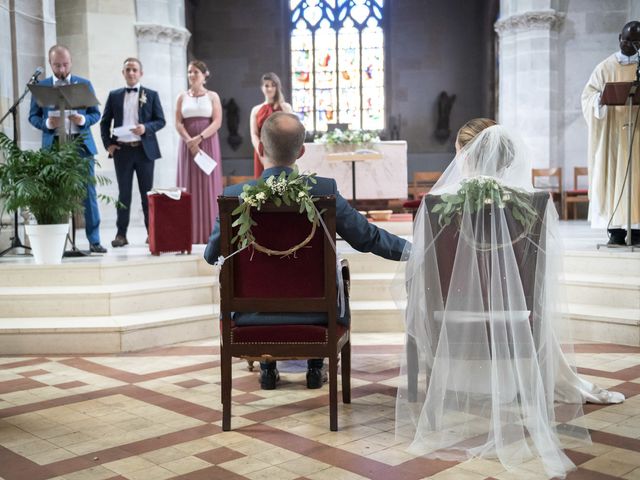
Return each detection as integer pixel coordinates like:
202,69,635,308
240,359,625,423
48,109,77,117
194,150,217,176
113,125,137,137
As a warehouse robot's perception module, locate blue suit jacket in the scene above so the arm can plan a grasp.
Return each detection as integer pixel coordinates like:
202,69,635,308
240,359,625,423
28,75,101,155
204,166,409,264
100,86,166,160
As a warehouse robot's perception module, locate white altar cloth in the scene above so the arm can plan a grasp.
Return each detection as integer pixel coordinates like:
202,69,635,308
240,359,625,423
297,141,408,200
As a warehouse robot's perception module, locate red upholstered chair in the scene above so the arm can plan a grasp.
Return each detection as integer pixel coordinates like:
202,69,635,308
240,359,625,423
562,167,589,220
217,196,351,431
406,192,548,401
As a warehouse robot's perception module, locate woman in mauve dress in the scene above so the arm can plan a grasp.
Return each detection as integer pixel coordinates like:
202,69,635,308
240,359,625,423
175,60,223,244
250,72,292,177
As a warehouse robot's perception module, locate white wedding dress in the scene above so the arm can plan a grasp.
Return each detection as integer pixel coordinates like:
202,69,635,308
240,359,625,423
393,125,623,479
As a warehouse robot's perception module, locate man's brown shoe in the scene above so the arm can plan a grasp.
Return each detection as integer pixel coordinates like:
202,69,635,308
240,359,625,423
111,235,129,248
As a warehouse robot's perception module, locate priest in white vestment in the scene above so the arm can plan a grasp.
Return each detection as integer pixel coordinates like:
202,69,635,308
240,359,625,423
581,21,640,245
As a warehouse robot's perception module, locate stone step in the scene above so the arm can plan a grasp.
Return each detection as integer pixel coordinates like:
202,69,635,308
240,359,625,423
0,304,219,354
0,255,206,287
567,303,640,346
0,276,218,317
349,273,399,301
563,250,640,277
562,274,640,309
341,251,403,274
350,300,405,332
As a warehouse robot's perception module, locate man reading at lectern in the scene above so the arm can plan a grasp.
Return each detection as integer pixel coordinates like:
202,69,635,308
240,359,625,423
581,21,640,246
28,44,107,253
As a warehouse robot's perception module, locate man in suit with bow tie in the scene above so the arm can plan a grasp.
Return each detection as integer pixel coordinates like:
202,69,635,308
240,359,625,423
100,57,166,247
28,44,107,253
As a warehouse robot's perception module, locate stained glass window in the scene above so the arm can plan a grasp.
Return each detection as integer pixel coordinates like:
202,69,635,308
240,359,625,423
290,0,385,132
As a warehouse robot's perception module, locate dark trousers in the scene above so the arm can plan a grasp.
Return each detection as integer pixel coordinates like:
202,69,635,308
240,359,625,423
113,145,154,237
261,359,323,370
52,137,100,245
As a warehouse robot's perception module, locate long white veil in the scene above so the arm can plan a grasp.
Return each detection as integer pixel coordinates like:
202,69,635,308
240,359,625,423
394,125,623,479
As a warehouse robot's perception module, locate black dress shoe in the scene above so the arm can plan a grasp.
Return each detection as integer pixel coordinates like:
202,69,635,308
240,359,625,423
306,367,326,389
89,243,107,253
260,368,280,390
111,235,129,248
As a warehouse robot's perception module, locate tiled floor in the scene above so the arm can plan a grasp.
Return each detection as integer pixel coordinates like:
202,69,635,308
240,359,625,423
1,334,639,480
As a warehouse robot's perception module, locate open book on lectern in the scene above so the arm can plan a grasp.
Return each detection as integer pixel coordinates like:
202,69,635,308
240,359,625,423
28,83,99,110
600,81,640,106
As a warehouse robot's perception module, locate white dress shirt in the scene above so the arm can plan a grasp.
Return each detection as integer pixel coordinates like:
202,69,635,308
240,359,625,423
117,83,142,143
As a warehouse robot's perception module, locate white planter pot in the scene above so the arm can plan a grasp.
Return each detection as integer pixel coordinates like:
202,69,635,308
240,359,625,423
25,224,68,265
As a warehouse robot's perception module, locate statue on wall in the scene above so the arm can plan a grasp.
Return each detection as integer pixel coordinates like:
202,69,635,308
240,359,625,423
435,91,456,143
223,98,242,150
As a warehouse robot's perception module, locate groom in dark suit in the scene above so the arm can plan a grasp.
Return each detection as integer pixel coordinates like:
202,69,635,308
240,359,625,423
28,45,106,253
100,57,166,247
205,112,408,389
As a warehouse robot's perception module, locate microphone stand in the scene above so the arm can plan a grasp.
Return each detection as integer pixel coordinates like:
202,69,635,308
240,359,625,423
0,83,33,257
624,57,640,249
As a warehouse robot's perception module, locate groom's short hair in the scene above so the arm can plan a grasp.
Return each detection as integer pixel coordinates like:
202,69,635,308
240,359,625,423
261,112,305,166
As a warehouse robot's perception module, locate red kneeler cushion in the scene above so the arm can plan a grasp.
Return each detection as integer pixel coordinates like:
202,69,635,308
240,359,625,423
403,199,422,209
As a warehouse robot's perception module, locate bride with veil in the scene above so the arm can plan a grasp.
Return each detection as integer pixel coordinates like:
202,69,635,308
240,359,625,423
394,119,624,479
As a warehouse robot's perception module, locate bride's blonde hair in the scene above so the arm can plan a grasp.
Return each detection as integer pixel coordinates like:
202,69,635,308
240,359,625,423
456,118,497,148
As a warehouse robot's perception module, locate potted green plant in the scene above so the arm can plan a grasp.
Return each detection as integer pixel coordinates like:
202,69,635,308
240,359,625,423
0,132,109,264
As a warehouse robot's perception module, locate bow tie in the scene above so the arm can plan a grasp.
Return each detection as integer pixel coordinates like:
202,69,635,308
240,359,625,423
125,87,138,93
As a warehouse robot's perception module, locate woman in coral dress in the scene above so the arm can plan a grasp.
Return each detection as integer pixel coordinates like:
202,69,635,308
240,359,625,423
250,72,292,177
175,60,223,244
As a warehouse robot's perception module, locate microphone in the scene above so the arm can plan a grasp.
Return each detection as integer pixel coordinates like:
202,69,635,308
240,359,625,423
28,67,43,85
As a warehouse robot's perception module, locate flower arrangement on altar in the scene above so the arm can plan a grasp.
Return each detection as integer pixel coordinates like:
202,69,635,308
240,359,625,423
432,176,537,231
314,128,380,152
231,167,321,252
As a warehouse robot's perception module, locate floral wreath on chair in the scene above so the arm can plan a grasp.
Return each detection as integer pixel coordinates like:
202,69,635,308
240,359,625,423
231,166,323,256
431,176,539,250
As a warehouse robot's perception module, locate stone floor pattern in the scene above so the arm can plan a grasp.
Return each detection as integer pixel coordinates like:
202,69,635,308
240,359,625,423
1,334,640,480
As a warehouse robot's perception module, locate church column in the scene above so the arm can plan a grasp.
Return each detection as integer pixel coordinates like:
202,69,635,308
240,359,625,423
495,7,565,168
0,0,55,250
135,0,191,189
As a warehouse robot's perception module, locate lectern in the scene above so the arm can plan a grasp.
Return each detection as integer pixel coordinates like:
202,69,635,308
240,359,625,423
28,83,100,256
599,81,640,250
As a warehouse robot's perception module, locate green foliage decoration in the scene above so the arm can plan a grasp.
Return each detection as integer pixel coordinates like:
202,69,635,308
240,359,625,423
431,176,538,232
231,167,320,249
0,132,114,225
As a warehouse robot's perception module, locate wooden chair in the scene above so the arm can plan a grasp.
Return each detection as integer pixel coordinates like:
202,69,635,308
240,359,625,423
407,192,548,401
409,171,442,200
223,175,254,188
562,167,589,220
531,168,562,213
217,196,351,431
404,171,442,218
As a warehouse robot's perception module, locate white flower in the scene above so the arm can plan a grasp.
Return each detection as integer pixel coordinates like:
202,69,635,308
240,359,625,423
484,198,493,204
255,192,266,201
298,191,306,198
